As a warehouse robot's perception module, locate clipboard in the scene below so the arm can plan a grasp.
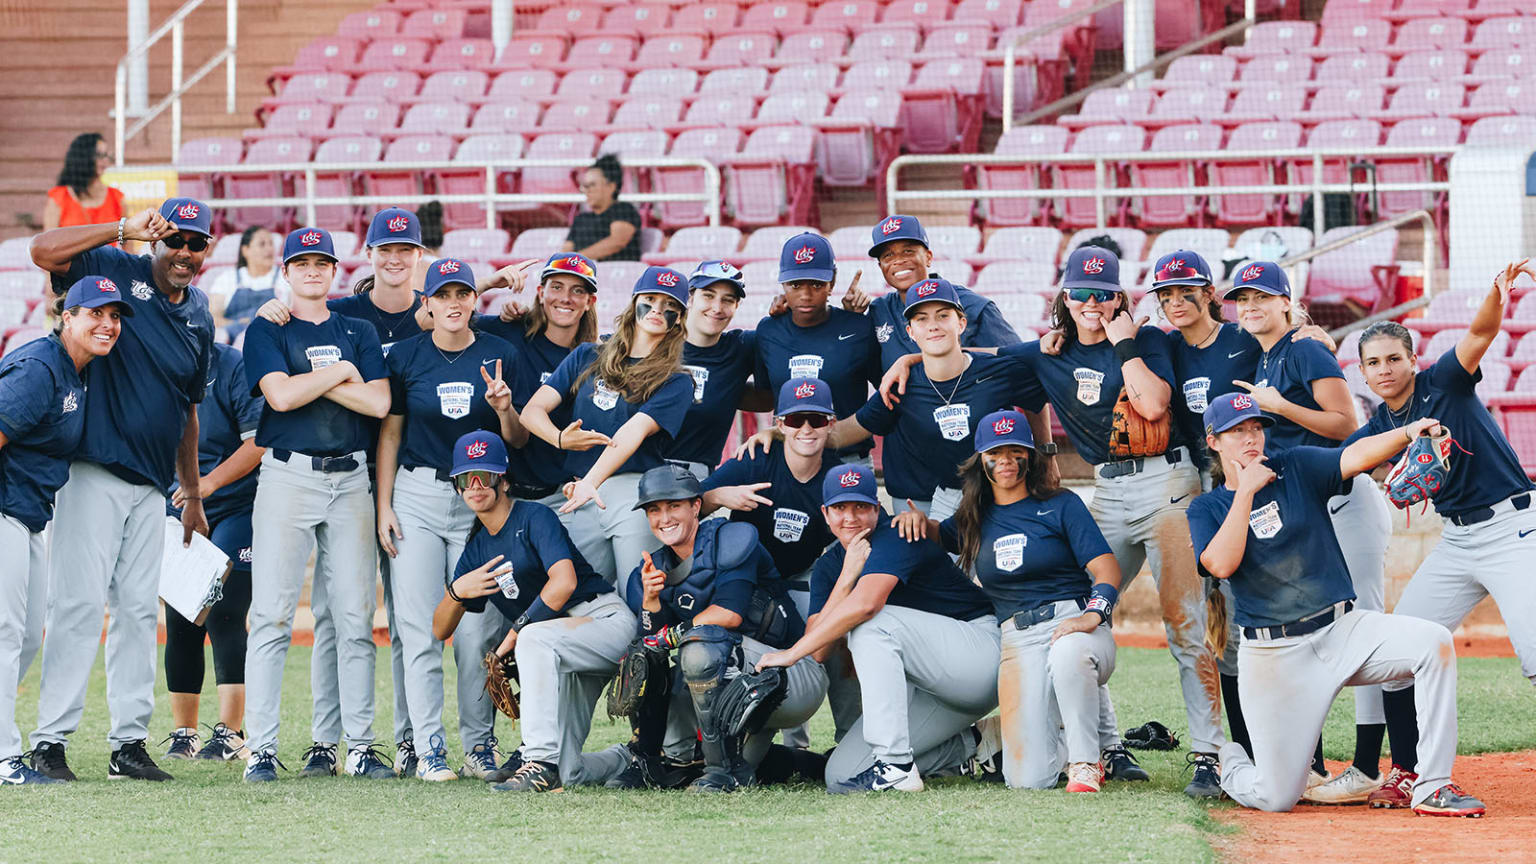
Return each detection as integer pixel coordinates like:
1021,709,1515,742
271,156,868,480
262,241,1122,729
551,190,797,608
159,516,233,626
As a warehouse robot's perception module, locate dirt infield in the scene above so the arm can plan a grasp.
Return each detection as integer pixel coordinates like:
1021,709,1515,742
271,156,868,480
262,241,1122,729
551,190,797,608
1114,632,1518,659
1212,752,1536,864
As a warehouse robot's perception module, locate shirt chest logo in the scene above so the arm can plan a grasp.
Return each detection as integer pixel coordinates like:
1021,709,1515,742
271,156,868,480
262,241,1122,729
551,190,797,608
933,402,971,441
876,323,893,344
1248,500,1283,540
1074,368,1105,405
436,381,474,419
993,533,1026,572
773,507,810,543
1183,376,1211,413
306,345,342,370
683,364,709,403
131,281,153,301
61,390,79,413
539,371,552,384
592,379,619,411
380,342,396,357
787,353,824,379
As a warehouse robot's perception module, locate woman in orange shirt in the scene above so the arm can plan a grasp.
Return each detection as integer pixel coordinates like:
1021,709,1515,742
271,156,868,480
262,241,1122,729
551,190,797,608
44,133,125,230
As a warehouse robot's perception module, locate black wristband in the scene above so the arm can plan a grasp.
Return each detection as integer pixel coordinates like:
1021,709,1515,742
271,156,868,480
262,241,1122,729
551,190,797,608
1039,442,1059,456
446,582,465,605
1113,338,1141,365
511,613,531,633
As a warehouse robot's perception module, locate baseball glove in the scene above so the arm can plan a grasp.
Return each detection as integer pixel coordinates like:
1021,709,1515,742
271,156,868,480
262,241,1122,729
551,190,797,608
606,638,671,719
483,650,520,720
1384,425,1453,510
716,667,789,738
1108,388,1171,459
1124,721,1180,751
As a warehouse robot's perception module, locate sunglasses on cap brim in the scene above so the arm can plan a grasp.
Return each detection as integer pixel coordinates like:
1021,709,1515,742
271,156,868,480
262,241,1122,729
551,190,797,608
547,256,597,280
1064,288,1119,304
161,234,209,252
452,470,502,491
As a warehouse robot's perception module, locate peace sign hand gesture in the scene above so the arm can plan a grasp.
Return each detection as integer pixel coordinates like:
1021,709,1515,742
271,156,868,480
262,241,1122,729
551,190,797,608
481,358,512,414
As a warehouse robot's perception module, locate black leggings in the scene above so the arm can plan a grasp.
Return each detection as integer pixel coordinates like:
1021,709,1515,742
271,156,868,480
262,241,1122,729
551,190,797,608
164,567,252,694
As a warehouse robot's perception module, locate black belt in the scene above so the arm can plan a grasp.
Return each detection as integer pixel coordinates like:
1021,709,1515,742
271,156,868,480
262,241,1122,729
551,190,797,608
1098,448,1183,479
785,580,811,593
273,449,359,473
1447,492,1530,527
1008,596,1087,630
404,465,453,484
508,480,561,500
1242,600,1353,641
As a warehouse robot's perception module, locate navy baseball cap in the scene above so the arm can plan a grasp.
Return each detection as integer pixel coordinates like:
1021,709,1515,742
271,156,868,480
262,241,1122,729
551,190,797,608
423,257,476,297
450,430,509,476
633,463,703,510
159,198,213,238
632,265,688,308
868,214,929,257
540,252,598,291
282,227,339,264
688,260,746,298
974,410,1034,453
1151,250,1214,289
63,275,134,316
1203,391,1275,436
823,463,879,507
366,207,424,248
1223,260,1290,300
776,376,836,417
902,278,964,319
778,233,835,284
1062,246,1122,291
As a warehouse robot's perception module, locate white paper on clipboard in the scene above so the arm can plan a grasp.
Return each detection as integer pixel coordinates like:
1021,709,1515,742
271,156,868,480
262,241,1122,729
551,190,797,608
159,517,232,626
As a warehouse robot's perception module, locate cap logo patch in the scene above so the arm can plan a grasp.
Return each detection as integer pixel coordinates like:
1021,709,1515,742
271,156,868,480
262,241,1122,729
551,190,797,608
792,245,816,264
1082,257,1106,275
465,440,488,459
175,203,200,220
880,217,902,235
915,281,938,298
1240,265,1265,282
1416,453,1433,464
794,382,816,399
992,417,1015,435
97,278,118,293
655,271,679,288
300,231,323,247
1232,394,1254,410
838,470,861,488
387,215,409,232
438,260,461,274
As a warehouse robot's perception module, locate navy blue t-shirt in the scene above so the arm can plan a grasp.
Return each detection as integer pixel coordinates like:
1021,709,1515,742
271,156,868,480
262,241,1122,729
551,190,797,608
699,442,840,579
64,247,214,491
1167,323,1261,466
868,283,1021,371
452,500,612,621
243,313,389,456
809,516,992,621
1004,326,1180,466
0,334,86,532
1187,447,1355,628
327,292,422,356
186,344,264,522
855,351,1043,500
1346,349,1534,517
386,332,519,473
1254,329,1346,454
938,490,1111,621
754,308,880,457
542,342,693,478
668,330,758,468
478,322,579,491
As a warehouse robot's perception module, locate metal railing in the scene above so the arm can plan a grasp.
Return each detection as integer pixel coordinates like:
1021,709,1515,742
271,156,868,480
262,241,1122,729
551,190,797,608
158,156,724,228
115,0,238,166
1000,0,1125,134
1276,209,1441,340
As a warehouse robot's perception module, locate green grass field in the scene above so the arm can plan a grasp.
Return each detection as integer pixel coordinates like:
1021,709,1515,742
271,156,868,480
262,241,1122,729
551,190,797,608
8,645,1533,864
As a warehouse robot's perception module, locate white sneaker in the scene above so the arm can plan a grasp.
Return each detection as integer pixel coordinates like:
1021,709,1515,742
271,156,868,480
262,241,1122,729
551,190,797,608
1065,762,1103,793
415,750,458,782
1302,765,1385,804
1306,768,1330,791
965,715,1002,781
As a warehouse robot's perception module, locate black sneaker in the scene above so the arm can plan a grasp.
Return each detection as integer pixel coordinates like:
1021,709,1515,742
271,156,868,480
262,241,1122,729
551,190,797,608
27,742,75,782
299,742,338,777
194,723,247,761
393,739,417,778
1184,752,1223,799
1103,745,1150,782
109,740,173,781
606,749,669,790
485,747,525,783
162,727,199,760
492,760,563,793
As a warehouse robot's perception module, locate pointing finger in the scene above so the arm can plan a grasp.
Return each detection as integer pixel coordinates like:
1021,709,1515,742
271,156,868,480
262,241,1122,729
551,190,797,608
1231,380,1255,392
905,498,919,513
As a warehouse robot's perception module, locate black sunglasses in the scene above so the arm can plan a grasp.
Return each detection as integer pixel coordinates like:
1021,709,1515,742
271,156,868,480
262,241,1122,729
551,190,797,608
781,413,832,429
161,234,209,253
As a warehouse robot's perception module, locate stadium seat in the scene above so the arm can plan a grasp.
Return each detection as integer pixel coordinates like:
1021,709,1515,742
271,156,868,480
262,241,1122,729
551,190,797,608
487,70,558,103
655,128,744,229
1238,54,1316,85
847,28,921,62
725,126,819,227
440,135,525,229
350,38,433,74
605,97,683,132
826,226,869,260
516,132,598,221
1290,119,1381,216
991,292,1049,332
670,3,743,36
1146,87,1228,129
974,124,1068,227
366,135,454,200
397,102,470,136
818,90,904,191
268,37,361,89
1320,0,1395,24
1315,20,1394,56
533,5,607,37
1222,85,1308,127
974,261,1059,297
311,135,383,231
509,227,569,259
976,227,1063,266
1376,117,1462,218
337,10,400,41
882,0,955,32
1455,79,1534,122
809,1,879,33
702,32,777,69
770,63,841,95
440,228,510,260
1312,52,1389,85
472,101,543,134
1464,48,1536,85
1141,229,1229,290
1130,124,1222,227
417,70,488,103
1472,17,1532,53
844,60,914,91
775,31,849,66
562,36,638,70
740,1,810,36
679,94,758,129
1057,88,1156,130
600,4,672,38
491,36,569,71
402,8,467,40
426,39,495,72
1307,225,1398,310
330,102,398,137
598,131,669,191
205,235,242,268
647,225,744,264
0,238,34,272
265,73,352,117
1376,82,1466,121
245,102,332,141
904,59,986,153
742,226,817,260
1407,289,1485,336
555,69,627,101
353,71,422,103
700,67,771,96
1297,84,1386,125
1211,121,1301,226
1394,17,1470,53
953,0,1023,29
1422,328,1510,362
756,92,828,126
1392,49,1469,84
1509,333,1536,372
1466,115,1536,146
1227,21,1316,58
1231,224,1314,275
1161,55,1238,88
918,23,991,60
629,68,700,100
177,138,243,221
1052,125,1146,228
228,137,312,230
1066,227,1148,262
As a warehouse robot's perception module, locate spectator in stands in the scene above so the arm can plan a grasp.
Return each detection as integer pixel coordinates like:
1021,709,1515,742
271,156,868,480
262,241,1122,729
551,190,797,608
564,155,640,262
44,133,124,232
208,227,287,337
415,202,444,257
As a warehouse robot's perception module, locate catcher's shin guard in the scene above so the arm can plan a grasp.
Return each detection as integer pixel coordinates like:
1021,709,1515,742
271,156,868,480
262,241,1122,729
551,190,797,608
679,626,751,787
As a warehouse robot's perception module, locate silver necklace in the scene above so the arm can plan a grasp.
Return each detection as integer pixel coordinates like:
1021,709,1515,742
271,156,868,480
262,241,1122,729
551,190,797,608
434,333,474,365
926,354,972,406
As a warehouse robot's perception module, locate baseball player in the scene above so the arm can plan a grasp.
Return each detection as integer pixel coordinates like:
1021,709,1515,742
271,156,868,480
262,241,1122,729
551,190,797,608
161,342,264,762
866,214,1019,370
758,463,1000,794
1188,391,1486,816
1224,262,1393,803
240,227,393,783
894,409,1122,792
620,464,824,792
26,199,216,783
430,430,635,792
1,276,126,785
518,267,695,584
375,258,525,781
1344,260,1536,808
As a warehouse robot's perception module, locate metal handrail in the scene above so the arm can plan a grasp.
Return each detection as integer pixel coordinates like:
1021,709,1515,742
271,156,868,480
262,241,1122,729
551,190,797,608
156,156,724,228
1001,0,1126,134
115,0,238,166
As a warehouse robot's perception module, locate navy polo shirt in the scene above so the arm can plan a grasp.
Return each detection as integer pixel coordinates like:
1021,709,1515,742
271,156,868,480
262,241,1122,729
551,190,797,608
868,282,1021,371
542,342,693,478
1346,349,1534,517
453,500,611,621
1167,323,1261,466
63,246,214,492
1004,325,1180,466
243,313,389,457
753,308,880,458
187,344,264,522
386,332,520,474
809,516,992,621
0,334,86,532
328,292,422,356
855,352,1044,500
479,323,578,490
938,489,1111,621
668,329,758,468
699,442,840,579
1187,446,1355,628
1254,329,1346,454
